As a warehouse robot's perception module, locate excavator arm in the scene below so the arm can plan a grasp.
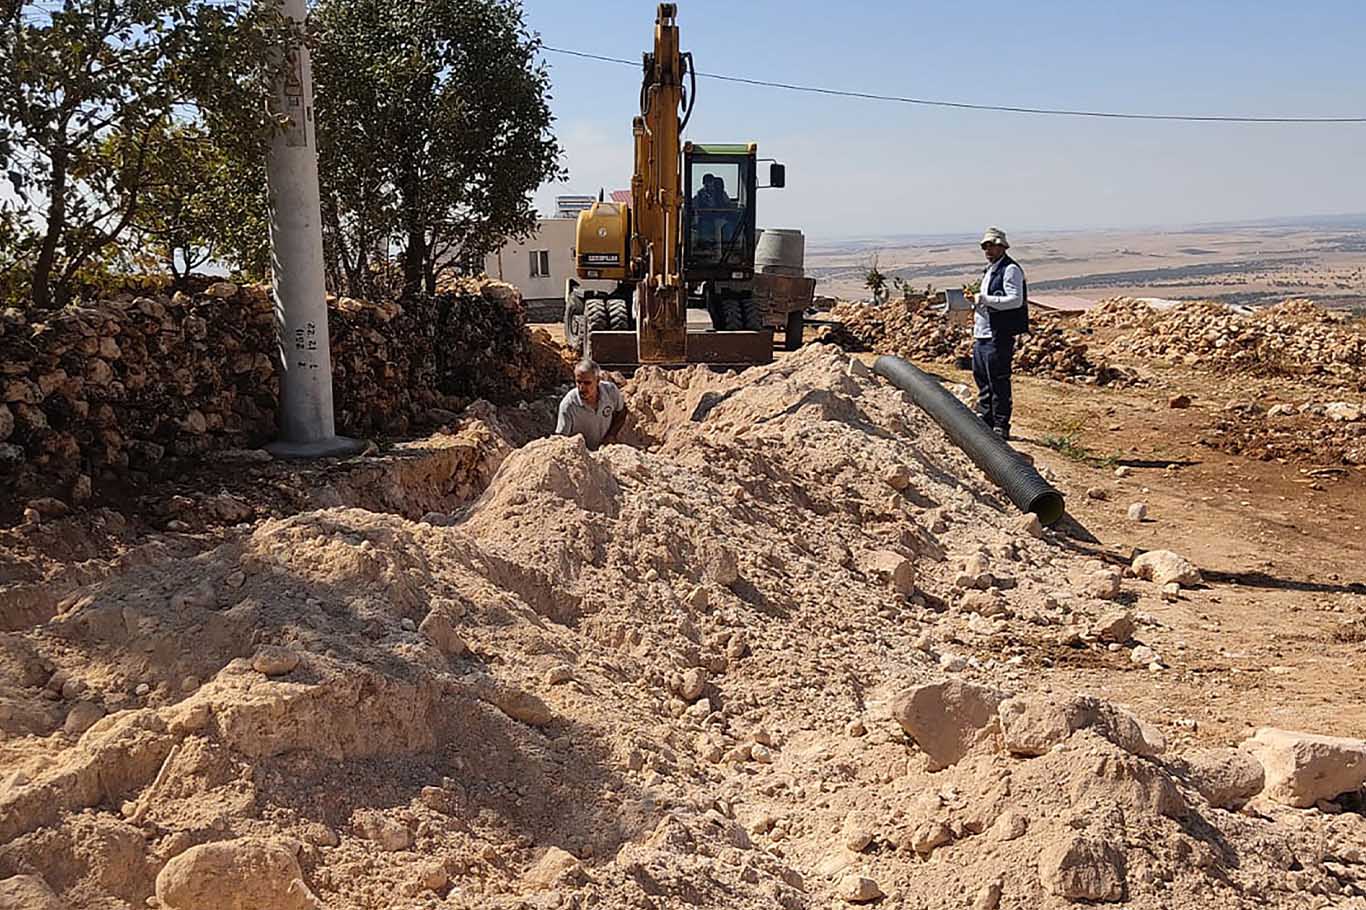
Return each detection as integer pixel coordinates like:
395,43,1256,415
632,3,691,363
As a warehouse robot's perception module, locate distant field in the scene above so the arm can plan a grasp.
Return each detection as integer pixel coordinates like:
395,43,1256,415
807,221,1366,312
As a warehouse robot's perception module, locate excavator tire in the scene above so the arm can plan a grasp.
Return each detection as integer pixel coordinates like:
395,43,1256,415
563,291,585,352
584,299,609,353
739,295,764,331
606,297,631,330
719,297,742,331
785,309,804,350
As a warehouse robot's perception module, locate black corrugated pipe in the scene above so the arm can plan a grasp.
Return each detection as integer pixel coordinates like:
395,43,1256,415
873,355,1066,526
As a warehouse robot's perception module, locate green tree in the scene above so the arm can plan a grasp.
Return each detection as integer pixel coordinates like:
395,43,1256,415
103,122,270,282
311,0,564,298
864,253,888,303
0,0,286,307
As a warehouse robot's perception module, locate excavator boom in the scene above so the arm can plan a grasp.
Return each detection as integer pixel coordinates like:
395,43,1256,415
633,3,687,363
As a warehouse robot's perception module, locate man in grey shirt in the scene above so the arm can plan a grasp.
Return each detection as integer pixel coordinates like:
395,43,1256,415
556,358,626,450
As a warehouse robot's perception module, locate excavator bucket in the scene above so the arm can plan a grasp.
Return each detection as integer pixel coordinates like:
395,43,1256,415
636,283,687,363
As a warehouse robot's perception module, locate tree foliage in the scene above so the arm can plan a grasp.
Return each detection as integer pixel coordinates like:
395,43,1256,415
311,0,564,298
0,0,287,307
102,122,270,281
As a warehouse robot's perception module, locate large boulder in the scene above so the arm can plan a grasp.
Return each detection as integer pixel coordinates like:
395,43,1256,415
892,680,1004,771
1039,834,1126,903
155,839,322,910
1242,727,1366,808
998,694,1165,758
0,875,66,910
1179,748,1265,810
1131,550,1202,587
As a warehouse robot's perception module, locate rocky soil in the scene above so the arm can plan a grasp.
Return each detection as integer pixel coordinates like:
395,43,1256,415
825,295,1136,386
2,346,1364,909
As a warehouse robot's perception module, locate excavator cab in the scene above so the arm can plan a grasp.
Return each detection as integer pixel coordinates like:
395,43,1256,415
683,144,758,281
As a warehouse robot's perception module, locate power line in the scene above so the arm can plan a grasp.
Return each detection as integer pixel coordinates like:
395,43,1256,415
541,46,1366,125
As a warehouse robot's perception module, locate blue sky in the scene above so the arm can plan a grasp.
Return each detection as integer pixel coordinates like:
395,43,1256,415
522,0,1366,239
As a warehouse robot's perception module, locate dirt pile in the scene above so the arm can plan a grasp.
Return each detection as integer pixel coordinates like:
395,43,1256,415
827,297,1135,385
1201,399,1366,466
2,346,1364,909
1094,298,1366,387
0,278,569,518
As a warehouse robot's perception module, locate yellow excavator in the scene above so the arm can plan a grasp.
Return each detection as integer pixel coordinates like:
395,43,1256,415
562,3,789,369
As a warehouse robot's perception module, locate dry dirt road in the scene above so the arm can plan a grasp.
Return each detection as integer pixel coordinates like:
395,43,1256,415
920,355,1366,748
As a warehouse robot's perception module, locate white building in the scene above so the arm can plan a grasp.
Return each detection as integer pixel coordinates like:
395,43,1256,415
484,217,578,319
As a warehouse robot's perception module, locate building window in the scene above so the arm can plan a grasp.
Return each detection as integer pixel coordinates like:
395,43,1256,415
528,250,550,278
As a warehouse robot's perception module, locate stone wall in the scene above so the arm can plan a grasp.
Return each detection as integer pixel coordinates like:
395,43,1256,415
0,278,568,518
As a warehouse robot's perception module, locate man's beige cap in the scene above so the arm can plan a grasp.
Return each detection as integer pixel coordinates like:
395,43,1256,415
980,227,1009,248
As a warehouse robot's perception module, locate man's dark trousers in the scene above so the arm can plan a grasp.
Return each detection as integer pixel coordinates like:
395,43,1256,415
972,334,1015,438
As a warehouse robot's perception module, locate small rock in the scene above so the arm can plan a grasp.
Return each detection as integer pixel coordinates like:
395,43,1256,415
485,685,554,727
1325,401,1363,423
525,846,583,890
837,874,884,904
703,544,740,587
1161,582,1181,602
1130,644,1159,666
1243,727,1366,808
847,357,873,379
862,549,916,595
892,679,1004,771
545,665,574,685
203,280,239,299
1114,466,1131,478
846,718,867,738
1079,570,1123,602
25,497,69,518
910,820,953,855
1168,394,1191,409
135,682,151,696
989,810,1028,842
155,838,322,910
1092,610,1135,643
842,813,874,852
973,880,1004,910
71,474,93,503
357,814,413,852
1039,834,1126,902
1127,502,1148,522
419,611,467,656
1132,550,1202,587
939,653,968,673
959,589,1009,617
1181,748,1266,809
688,585,709,610
180,676,200,693
64,701,104,735
225,571,246,589
400,618,416,632
1016,512,1044,539
676,667,708,703
60,676,88,700
0,874,65,910
883,464,911,491
418,863,448,892
999,693,1165,758
251,645,300,677
751,743,774,764
1086,486,1109,501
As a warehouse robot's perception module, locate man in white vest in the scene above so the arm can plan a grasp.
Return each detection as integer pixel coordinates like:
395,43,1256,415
964,226,1029,442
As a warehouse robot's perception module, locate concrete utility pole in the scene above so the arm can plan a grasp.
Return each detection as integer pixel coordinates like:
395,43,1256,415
264,0,362,458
